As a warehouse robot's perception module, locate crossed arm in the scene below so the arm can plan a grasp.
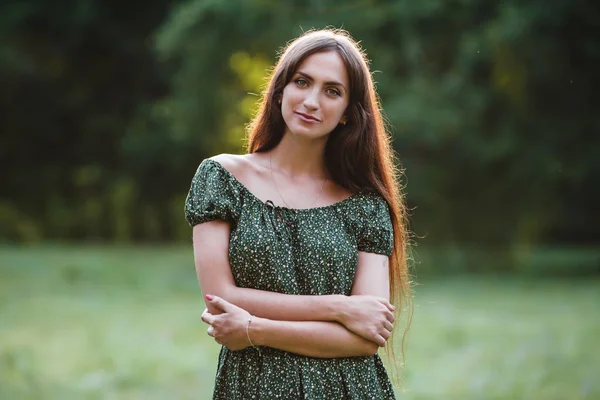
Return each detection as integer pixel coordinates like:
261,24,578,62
193,220,394,358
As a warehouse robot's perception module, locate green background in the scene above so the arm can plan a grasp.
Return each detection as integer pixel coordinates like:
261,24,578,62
1,0,599,398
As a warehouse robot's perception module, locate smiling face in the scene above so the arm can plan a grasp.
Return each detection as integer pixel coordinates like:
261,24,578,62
280,51,350,140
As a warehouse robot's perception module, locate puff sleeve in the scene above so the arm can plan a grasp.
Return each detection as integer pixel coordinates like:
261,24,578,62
355,192,394,256
184,159,241,227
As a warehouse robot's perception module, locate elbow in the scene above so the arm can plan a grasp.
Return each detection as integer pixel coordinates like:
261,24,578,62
205,286,234,302
201,286,236,313
207,286,229,298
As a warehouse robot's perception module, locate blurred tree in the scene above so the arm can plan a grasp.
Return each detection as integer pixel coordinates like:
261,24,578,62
153,0,599,252
0,0,171,241
1,0,599,272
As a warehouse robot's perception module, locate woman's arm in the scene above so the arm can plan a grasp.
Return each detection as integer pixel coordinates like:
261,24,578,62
194,220,342,319
252,251,394,357
193,221,394,330
203,295,379,357
251,318,379,358
198,217,394,356
250,249,393,356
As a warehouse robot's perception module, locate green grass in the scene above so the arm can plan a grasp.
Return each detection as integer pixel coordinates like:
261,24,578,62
1,245,599,399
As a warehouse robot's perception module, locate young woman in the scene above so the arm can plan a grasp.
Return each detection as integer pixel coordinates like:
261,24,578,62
185,29,411,400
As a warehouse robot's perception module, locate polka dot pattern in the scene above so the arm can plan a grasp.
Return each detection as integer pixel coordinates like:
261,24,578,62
185,159,396,400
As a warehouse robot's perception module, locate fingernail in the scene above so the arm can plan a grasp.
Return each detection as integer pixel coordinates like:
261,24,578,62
205,294,214,301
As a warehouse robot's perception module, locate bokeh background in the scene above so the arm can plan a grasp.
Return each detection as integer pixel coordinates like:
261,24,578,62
1,1,599,399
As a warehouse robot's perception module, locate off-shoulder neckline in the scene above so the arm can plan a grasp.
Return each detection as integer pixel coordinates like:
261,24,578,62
205,158,362,213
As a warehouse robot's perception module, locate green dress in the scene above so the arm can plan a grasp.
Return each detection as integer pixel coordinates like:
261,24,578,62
185,159,396,400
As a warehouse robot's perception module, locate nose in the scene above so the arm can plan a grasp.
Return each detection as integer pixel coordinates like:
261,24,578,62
303,88,319,110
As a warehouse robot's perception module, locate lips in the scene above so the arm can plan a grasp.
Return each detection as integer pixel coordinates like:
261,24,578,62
295,111,320,123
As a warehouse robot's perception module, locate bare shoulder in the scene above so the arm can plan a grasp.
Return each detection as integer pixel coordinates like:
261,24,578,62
209,153,261,181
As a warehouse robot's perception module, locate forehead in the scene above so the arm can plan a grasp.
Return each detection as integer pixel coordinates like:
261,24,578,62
295,51,349,87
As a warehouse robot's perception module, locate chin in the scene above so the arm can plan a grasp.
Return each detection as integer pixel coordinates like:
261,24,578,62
287,125,330,140
284,118,332,139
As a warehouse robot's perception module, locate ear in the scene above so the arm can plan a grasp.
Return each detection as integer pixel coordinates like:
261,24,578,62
340,115,347,125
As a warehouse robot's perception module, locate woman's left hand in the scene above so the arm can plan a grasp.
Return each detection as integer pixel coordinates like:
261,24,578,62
201,295,252,351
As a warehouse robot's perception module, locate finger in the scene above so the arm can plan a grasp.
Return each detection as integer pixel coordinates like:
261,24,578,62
201,311,217,325
380,328,391,340
375,335,386,347
208,295,236,313
385,311,395,324
383,320,394,332
368,328,386,347
381,299,396,312
207,325,215,337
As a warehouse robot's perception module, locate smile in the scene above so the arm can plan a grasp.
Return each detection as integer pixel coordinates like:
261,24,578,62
295,112,320,123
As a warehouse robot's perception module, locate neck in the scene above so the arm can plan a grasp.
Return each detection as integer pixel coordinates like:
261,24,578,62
269,131,328,179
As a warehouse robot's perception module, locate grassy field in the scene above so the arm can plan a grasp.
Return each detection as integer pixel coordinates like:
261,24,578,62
1,245,599,400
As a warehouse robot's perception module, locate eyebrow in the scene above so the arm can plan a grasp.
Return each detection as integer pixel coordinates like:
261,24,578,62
296,71,346,91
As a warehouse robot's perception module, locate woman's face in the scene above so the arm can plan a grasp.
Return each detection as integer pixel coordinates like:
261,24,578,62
280,51,350,140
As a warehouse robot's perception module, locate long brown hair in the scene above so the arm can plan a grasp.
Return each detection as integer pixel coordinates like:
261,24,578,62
247,29,412,373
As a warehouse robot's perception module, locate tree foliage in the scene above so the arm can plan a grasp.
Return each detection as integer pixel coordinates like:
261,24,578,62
153,0,600,247
2,0,599,260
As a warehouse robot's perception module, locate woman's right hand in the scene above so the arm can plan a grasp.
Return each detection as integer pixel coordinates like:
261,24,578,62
337,295,395,347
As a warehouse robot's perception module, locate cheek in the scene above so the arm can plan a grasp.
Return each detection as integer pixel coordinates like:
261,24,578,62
325,102,347,120
281,88,304,116
282,87,302,106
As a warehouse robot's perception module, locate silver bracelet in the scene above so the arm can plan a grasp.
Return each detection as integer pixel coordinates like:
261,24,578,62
245,315,261,355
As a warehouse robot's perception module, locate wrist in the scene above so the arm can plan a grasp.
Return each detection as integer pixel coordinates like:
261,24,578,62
328,294,348,323
248,316,268,347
